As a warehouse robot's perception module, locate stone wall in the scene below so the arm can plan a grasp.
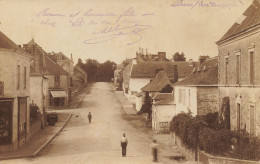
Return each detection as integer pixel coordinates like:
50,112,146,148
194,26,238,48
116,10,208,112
197,87,219,115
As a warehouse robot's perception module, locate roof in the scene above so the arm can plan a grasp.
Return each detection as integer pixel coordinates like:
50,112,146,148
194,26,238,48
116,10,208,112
130,61,177,78
152,93,173,101
154,94,174,105
74,63,86,75
174,57,218,86
173,61,200,78
217,1,260,43
0,31,18,49
47,52,71,62
43,55,69,75
26,39,46,54
141,71,172,92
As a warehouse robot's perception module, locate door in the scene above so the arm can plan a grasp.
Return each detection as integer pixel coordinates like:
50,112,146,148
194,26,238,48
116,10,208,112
250,105,255,136
0,100,12,145
237,103,240,130
18,97,27,147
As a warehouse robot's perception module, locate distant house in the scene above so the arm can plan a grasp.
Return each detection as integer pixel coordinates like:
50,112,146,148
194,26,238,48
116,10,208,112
172,60,200,81
216,0,260,136
174,57,219,116
127,61,178,104
138,71,175,111
152,93,175,132
22,39,49,128
0,31,32,152
47,52,74,102
114,59,132,88
23,40,70,108
73,59,87,92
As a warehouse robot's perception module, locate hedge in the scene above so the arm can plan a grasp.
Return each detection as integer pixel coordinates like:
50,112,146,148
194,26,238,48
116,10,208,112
170,112,260,161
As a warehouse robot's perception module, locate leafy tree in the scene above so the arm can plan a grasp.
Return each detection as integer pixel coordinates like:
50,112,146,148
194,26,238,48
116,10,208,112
82,59,99,82
173,52,186,61
96,60,117,82
79,59,116,82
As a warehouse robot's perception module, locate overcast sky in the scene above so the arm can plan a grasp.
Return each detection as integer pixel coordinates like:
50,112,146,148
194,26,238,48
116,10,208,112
0,0,251,64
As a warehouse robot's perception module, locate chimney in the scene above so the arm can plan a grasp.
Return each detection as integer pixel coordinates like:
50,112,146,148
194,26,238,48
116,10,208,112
71,53,74,63
158,52,166,60
173,65,178,83
199,55,209,64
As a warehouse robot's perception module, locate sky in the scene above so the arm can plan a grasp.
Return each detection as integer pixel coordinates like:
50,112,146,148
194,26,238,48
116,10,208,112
0,0,252,64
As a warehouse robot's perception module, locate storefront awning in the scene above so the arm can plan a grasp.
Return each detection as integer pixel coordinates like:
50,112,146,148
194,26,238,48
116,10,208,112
50,91,67,98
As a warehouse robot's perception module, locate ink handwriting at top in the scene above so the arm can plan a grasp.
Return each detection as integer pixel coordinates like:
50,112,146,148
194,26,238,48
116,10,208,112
37,8,66,17
115,7,136,23
171,0,243,9
84,23,152,45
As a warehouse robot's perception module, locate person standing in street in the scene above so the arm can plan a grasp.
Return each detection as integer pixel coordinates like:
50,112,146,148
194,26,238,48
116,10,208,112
88,112,92,123
151,139,159,162
121,133,128,157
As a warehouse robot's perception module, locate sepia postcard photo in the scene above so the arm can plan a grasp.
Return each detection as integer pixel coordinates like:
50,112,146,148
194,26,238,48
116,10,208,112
0,0,259,163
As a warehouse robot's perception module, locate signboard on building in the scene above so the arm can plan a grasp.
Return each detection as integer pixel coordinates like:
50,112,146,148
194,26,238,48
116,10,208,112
0,82,3,96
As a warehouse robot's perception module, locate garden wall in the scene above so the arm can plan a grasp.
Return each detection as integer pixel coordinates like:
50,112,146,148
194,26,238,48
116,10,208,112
199,150,260,164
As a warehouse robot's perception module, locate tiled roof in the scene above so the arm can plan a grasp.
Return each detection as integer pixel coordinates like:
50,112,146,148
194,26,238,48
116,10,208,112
130,61,177,78
217,0,260,43
174,57,218,86
74,63,86,75
0,31,18,49
141,71,172,92
43,55,68,75
27,39,46,54
173,61,200,78
47,52,71,62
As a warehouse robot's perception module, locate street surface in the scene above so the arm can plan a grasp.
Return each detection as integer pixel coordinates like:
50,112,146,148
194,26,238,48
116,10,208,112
1,83,164,164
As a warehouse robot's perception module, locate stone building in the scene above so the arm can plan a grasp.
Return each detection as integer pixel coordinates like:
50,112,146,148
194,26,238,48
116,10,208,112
72,59,87,92
23,40,70,108
174,57,219,116
216,0,260,136
0,31,32,152
47,52,73,102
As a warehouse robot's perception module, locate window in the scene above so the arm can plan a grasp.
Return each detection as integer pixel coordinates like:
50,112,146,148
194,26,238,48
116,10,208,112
249,51,255,84
179,88,182,103
237,103,241,130
70,77,73,87
183,89,186,105
24,67,26,89
188,89,191,106
249,105,256,136
225,57,229,84
159,122,168,128
235,52,241,84
55,76,60,87
17,65,20,89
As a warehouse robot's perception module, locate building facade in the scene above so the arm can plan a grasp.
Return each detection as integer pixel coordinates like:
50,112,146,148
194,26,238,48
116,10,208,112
0,31,31,152
216,0,260,136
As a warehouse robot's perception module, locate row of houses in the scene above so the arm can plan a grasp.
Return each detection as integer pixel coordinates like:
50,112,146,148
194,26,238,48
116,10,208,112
114,0,260,137
0,32,87,152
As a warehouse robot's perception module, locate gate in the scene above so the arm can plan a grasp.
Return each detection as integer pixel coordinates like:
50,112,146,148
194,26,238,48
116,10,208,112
18,97,27,147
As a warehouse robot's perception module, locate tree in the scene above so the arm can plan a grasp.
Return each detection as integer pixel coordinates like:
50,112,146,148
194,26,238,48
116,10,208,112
96,60,117,82
173,52,186,61
80,59,117,82
82,59,99,82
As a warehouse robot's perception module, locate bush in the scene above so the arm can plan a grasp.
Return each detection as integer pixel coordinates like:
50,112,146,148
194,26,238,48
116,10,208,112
30,103,40,120
170,111,260,160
